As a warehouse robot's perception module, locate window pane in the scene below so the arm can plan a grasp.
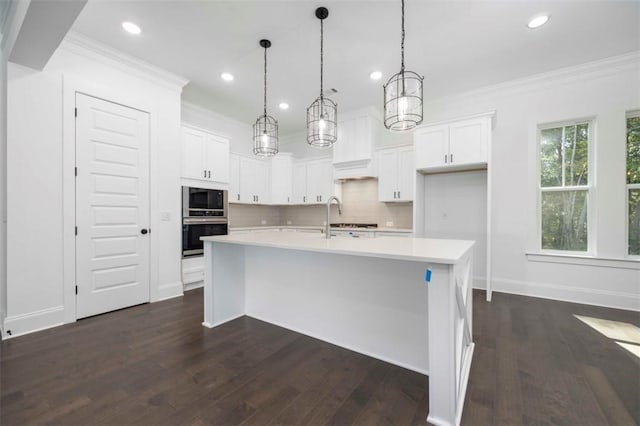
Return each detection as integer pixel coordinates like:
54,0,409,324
564,123,589,186
628,116,640,185
629,188,640,256
540,127,563,187
541,190,588,251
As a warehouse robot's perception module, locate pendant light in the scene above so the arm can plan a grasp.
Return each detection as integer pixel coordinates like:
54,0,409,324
307,7,337,147
383,0,423,131
253,39,278,156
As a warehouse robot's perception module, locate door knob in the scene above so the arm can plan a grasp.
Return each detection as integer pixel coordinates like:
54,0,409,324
140,229,148,235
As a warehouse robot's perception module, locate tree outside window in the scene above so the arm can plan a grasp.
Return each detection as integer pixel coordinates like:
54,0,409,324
627,114,640,256
539,122,590,252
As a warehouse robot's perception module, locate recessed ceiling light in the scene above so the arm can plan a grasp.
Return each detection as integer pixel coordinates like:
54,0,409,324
279,102,289,110
221,72,234,82
527,14,550,29
122,21,141,35
369,71,382,81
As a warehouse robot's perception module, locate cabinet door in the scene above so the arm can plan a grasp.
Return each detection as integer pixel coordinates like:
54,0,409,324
415,125,449,170
306,159,333,203
270,156,292,204
292,163,307,204
253,159,269,204
448,118,488,166
229,154,240,203
239,157,255,203
377,149,398,202
204,134,229,183
181,127,206,180
396,146,414,201
333,119,353,164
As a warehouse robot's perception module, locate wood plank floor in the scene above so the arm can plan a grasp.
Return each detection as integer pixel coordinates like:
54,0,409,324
1,289,638,425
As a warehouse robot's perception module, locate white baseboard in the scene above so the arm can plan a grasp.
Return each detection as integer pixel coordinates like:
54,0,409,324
3,305,65,339
184,280,203,292
491,277,639,312
156,281,184,302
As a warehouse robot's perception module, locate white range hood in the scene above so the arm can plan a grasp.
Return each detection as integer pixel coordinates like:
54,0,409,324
333,106,381,180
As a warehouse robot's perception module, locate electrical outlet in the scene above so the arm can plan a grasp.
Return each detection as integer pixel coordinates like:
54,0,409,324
261,219,267,225
160,212,171,221
386,221,394,227
287,220,292,225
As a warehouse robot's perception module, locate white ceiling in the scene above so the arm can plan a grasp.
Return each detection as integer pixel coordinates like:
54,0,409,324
71,0,639,134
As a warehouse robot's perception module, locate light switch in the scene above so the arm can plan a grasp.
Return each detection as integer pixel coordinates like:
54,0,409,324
160,212,171,221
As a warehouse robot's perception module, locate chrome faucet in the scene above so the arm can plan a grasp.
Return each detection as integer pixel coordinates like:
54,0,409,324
325,196,342,239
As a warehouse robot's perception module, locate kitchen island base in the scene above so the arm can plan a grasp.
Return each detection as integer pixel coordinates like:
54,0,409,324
203,234,474,426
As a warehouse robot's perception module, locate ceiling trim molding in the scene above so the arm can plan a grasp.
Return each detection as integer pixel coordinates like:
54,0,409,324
427,50,640,107
60,31,189,91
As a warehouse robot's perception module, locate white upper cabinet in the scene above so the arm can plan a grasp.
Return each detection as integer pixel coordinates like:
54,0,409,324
306,158,334,204
181,124,229,183
270,153,293,205
239,157,269,204
229,154,240,203
333,107,381,179
292,162,308,204
377,146,414,202
415,116,491,173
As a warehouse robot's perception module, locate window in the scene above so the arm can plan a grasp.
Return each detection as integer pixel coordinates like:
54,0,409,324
539,121,591,252
627,113,640,256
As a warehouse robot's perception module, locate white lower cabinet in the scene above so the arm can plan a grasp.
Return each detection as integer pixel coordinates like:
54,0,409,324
377,145,414,202
182,256,204,290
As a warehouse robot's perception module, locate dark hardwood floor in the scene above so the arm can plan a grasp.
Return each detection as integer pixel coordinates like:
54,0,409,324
1,288,638,425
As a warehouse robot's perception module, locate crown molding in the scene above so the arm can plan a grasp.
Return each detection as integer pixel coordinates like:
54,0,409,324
427,51,640,107
60,31,189,91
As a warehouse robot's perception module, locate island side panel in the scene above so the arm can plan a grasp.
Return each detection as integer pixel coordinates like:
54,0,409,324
203,241,246,327
243,245,431,374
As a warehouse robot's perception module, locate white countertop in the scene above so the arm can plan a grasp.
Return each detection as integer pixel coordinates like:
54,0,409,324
229,226,412,233
202,230,473,264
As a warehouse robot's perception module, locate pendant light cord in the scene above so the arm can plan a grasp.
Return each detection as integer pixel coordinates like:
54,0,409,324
263,45,267,117
320,17,324,99
400,0,405,74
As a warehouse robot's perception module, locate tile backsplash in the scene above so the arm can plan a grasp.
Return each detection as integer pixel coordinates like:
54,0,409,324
230,178,413,229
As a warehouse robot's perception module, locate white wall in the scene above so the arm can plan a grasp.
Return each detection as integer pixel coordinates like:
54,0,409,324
5,37,186,337
418,53,640,311
181,101,253,156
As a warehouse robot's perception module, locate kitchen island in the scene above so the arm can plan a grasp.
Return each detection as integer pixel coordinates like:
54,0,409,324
201,231,475,426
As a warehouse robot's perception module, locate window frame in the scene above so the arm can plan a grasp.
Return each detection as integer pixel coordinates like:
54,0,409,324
536,118,595,256
626,111,640,258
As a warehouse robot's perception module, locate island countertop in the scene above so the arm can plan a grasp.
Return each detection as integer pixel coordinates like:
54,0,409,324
202,230,474,264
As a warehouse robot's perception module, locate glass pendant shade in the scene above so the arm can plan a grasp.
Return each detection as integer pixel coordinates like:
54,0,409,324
253,113,278,156
307,96,337,147
383,0,423,131
307,7,338,147
253,39,278,156
383,70,423,131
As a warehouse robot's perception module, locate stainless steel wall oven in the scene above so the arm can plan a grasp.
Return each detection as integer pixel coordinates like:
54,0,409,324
182,186,228,257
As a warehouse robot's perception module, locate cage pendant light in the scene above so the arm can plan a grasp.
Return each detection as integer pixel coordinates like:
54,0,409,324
307,7,337,147
253,39,278,156
383,0,423,131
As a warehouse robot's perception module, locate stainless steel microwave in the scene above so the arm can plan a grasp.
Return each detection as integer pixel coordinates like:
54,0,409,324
182,186,228,219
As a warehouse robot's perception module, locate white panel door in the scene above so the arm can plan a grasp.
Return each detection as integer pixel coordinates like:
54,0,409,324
181,126,206,180
75,93,150,319
205,134,229,183
449,118,488,166
415,125,449,170
377,149,398,202
396,146,414,201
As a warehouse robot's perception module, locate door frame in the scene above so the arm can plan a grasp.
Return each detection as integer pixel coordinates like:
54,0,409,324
62,75,156,323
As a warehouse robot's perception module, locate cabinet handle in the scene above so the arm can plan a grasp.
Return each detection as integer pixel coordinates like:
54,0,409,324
444,155,447,164
393,191,397,199
319,195,322,202
204,170,207,178
303,196,306,203
398,191,401,199
450,154,453,163
237,194,240,201
287,196,290,203
257,195,259,202
208,170,211,179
